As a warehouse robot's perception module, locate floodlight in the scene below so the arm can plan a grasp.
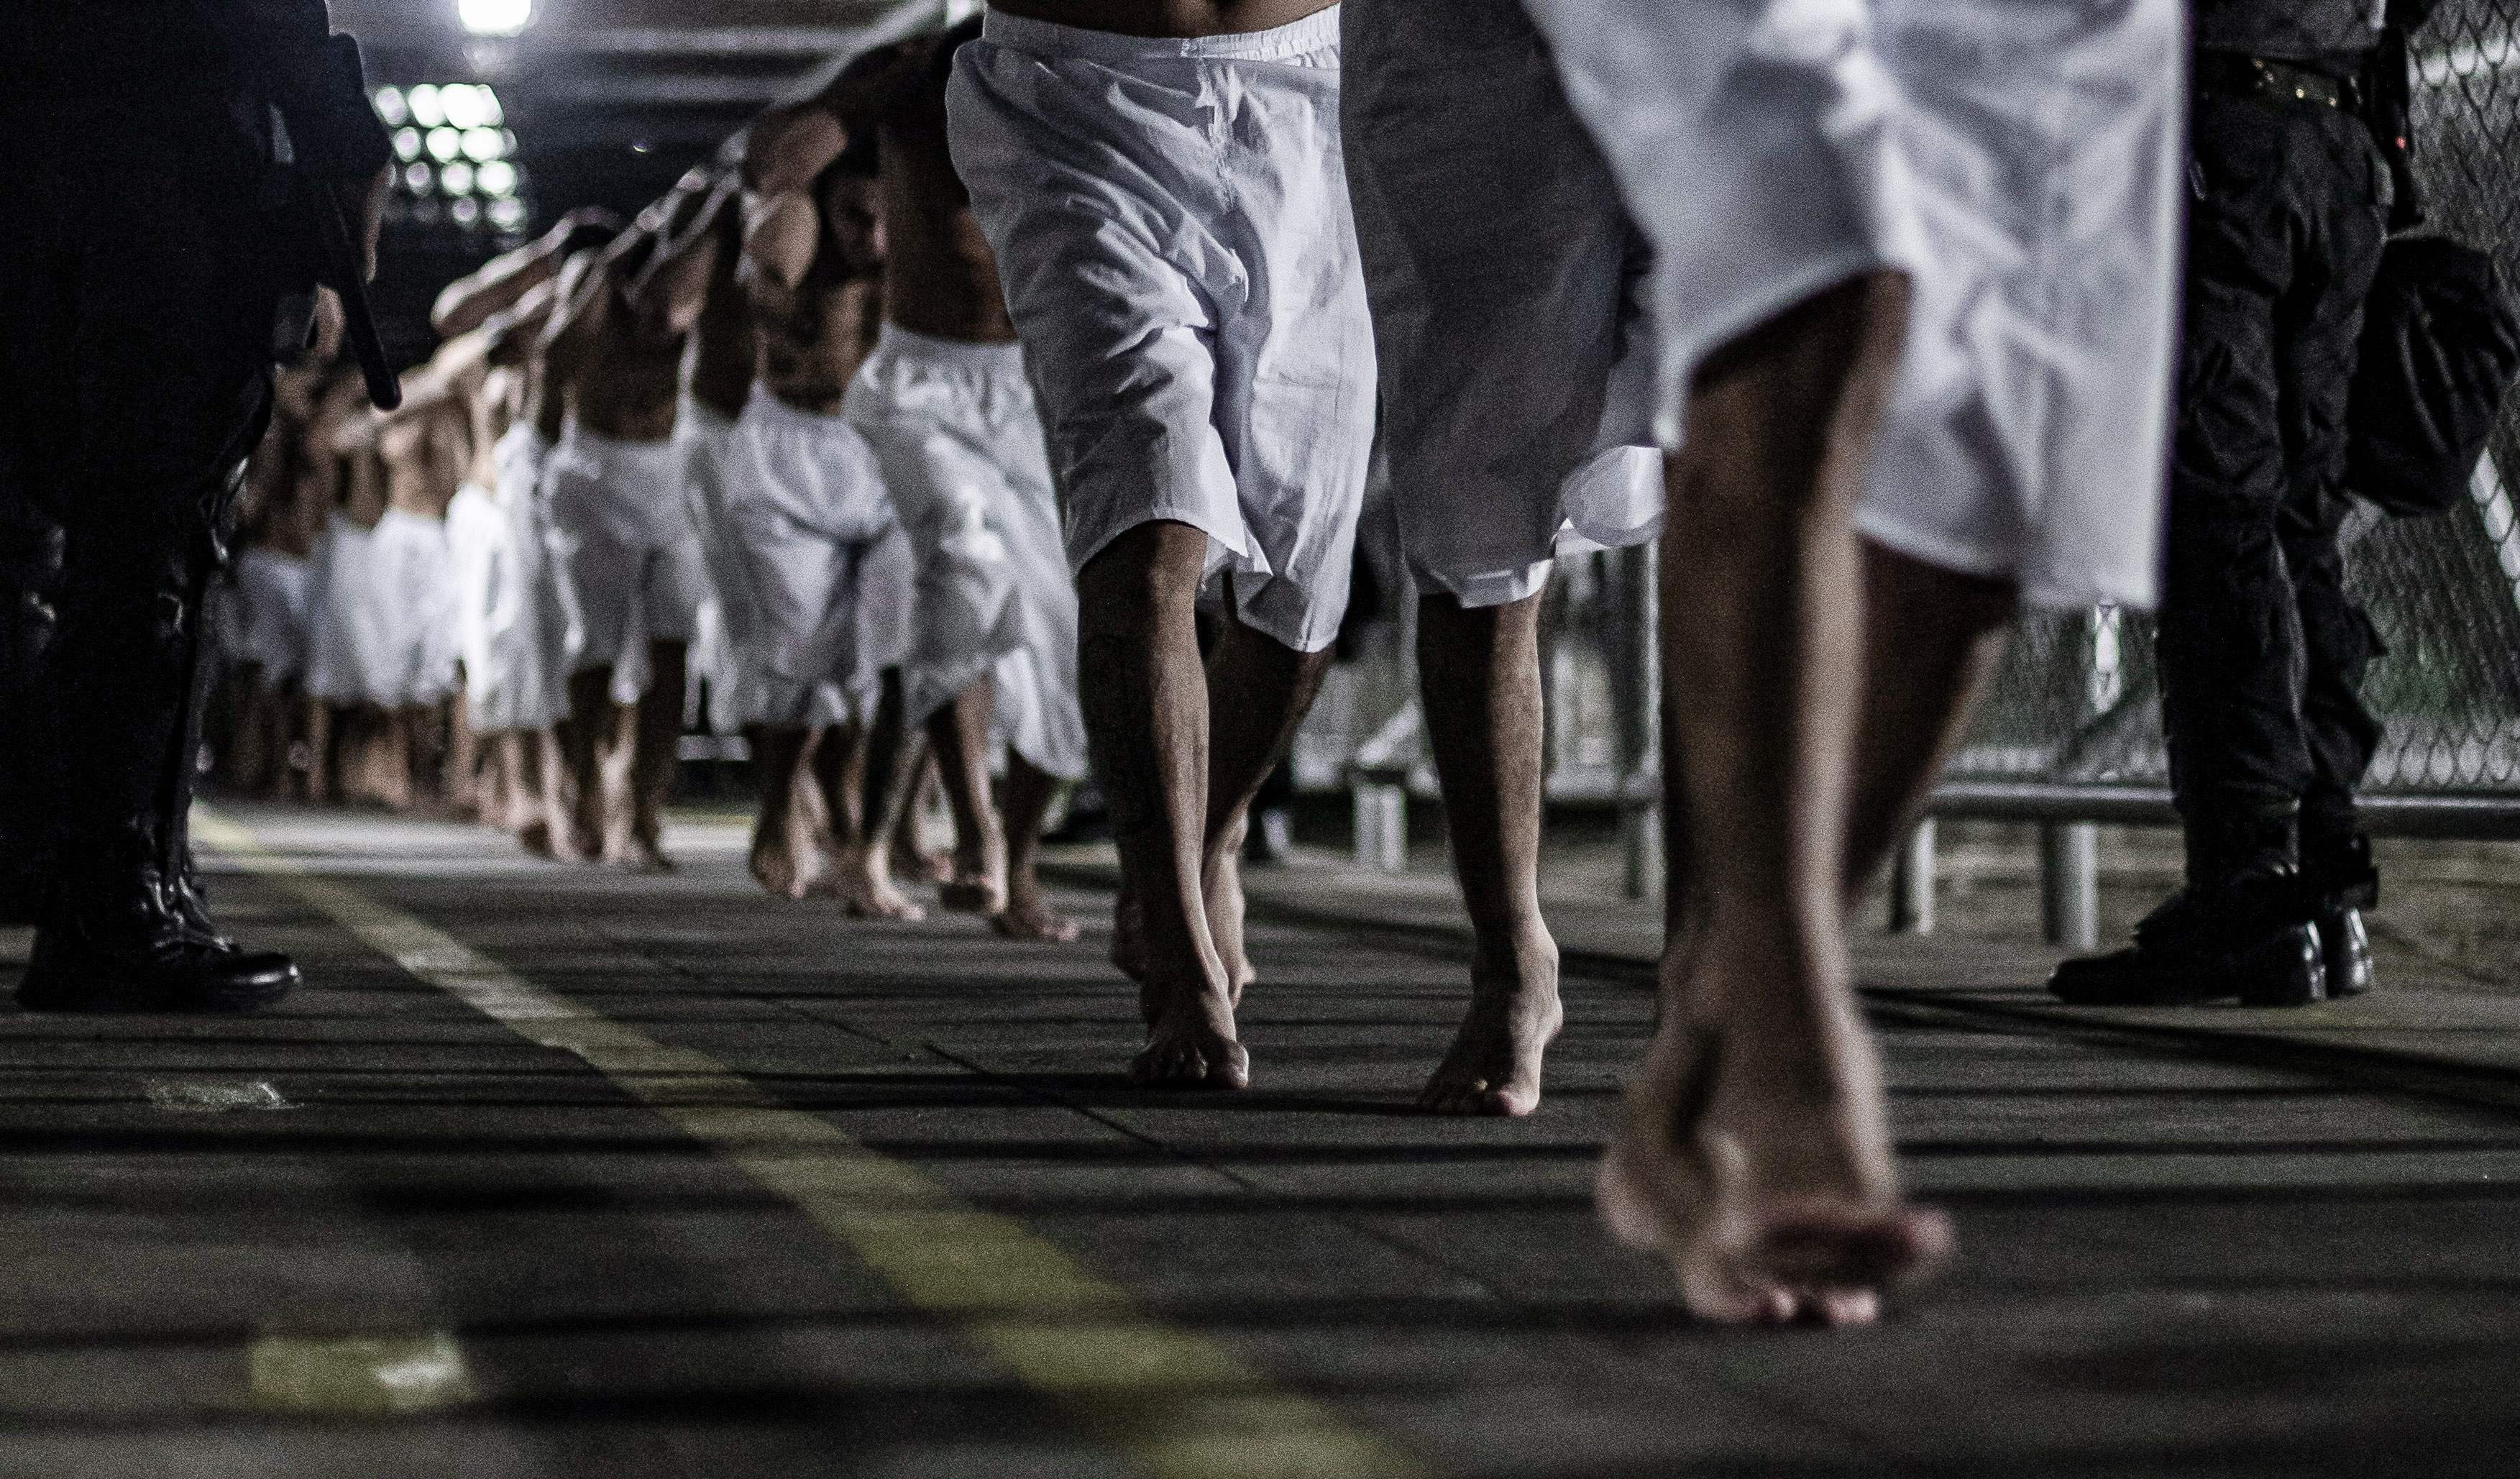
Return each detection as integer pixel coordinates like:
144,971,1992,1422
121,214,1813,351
477,160,518,197
442,161,476,196
488,198,527,231
462,127,505,162
427,127,462,162
457,0,532,37
408,84,444,127
441,85,486,129
405,162,434,194
373,87,408,126
393,128,423,161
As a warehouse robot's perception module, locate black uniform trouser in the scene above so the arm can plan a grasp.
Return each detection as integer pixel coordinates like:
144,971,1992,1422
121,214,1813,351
0,101,285,876
2157,86,2389,879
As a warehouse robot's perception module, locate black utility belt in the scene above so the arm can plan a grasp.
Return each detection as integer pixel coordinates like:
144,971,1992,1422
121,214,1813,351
2196,51,2360,112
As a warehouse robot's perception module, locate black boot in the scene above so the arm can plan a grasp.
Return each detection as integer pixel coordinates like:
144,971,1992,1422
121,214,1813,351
18,513,296,1012
17,823,296,1012
2048,866,2327,1008
2299,831,2378,999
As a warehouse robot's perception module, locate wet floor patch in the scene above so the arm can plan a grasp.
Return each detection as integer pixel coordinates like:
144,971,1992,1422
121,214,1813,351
144,1079,292,1113
247,1331,479,1416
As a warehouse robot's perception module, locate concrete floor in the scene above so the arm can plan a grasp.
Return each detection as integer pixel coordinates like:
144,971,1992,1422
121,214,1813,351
5,803,2520,1478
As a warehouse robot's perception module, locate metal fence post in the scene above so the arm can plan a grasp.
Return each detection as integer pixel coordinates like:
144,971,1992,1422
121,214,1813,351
2039,822,2099,951
1887,819,1936,935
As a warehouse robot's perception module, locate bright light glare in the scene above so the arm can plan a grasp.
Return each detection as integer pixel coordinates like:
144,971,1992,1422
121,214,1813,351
426,127,462,162
457,0,532,37
489,198,528,231
441,84,486,129
477,160,518,197
405,162,434,193
462,127,505,162
393,127,423,161
441,161,476,196
372,87,408,126
478,91,505,127
451,198,482,226
408,83,444,127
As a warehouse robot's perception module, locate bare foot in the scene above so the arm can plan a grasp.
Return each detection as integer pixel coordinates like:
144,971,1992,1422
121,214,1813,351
1132,979,1250,1090
835,848,926,922
1203,840,1258,1006
1420,933,1564,1117
894,839,953,886
992,879,1081,943
1597,1014,1950,1326
608,837,676,874
939,822,1009,916
750,804,818,900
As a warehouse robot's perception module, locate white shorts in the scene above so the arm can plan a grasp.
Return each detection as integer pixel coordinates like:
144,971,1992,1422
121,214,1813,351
679,398,853,733
845,326,1089,781
486,425,578,728
1343,0,1662,609
950,7,1376,654
541,423,710,684
215,546,311,687
367,508,459,708
723,392,915,716
305,510,456,708
1521,0,2184,608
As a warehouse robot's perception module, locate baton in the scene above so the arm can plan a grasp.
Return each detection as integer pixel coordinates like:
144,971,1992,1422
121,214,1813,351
316,183,401,412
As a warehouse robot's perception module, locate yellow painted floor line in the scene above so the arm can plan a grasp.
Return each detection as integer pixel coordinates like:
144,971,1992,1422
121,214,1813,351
196,809,1425,1479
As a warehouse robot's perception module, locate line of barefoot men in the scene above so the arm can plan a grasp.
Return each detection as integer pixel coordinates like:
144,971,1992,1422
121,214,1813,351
216,0,2197,1326
211,52,1085,941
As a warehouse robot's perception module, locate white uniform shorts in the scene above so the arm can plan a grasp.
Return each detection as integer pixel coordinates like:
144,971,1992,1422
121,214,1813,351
448,454,571,733
679,397,853,733
845,325,1089,781
1521,0,2184,608
950,6,1376,654
1343,0,1662,609
723,392,914,718
214,546,311,687
306,510,457,708
541,423,710,687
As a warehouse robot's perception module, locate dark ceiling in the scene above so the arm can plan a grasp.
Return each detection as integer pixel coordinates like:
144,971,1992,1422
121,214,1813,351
339,0,949,360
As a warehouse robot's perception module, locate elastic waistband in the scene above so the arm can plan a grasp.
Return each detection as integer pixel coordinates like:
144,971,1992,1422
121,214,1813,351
875,323,1027,373
980,6,1339,65
561,421,680,469
742,390,867,439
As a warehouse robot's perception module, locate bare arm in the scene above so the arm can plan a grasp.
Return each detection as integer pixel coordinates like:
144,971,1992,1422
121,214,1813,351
431,206,620,336
481,278,558,370
537,248,615,390
631,171,739,338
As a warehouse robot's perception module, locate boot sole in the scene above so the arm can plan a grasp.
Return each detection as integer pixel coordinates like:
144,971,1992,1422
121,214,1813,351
15,965,298,1015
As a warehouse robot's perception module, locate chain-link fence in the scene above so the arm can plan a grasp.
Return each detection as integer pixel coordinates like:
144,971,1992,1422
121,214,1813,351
1947,1,2520,837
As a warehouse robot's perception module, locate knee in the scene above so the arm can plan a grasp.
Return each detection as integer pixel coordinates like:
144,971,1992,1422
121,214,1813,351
1076,520,1205,631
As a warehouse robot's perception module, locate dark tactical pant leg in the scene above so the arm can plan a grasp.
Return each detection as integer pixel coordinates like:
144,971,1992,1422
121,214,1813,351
0,111,281,863
2158,93,2388,881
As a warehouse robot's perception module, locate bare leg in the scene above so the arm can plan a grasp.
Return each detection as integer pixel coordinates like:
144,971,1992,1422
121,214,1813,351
1415,590,1562,1117
929,678,1009,915
1198,589,1332,1005
993,753,1078,942
806,720,864,891
746,723,819,898
305,700,336,805
445,688,482,821
1599,273,1950,1327
1841,544,2017,904
497,731,554,856
833,669,925,920
894,756,956,884
607,639,684,872
525,727,571,858
556,668,613,863
1077,521,1245,1089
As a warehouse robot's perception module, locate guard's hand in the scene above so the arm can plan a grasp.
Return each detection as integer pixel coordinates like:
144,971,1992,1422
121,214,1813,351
359,165,390,281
